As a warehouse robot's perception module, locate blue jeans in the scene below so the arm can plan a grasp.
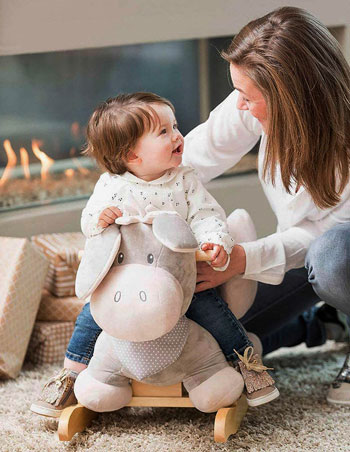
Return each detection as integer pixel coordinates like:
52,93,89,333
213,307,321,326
66,222,350,363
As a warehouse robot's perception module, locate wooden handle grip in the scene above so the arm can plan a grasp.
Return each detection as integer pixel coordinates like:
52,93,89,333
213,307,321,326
195,250,215,262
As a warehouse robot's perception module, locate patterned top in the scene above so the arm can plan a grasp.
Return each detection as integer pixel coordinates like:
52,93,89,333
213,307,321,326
81,166,235,254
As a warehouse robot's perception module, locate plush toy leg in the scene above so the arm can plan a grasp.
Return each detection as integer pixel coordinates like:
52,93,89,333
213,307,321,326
247,332,263,356
219,209,258,319
226,209,257,243
74,369,132,412
188,367,244,413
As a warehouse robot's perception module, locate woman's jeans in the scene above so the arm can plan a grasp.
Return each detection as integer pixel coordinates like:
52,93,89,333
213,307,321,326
66,222,350,364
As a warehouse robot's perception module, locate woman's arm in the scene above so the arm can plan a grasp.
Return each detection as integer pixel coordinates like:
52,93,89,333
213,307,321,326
183,90,262,184
241,192,350,285
196,197,350,291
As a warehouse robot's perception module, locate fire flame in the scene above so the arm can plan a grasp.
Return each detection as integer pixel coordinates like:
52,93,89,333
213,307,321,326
64,168,75,178
0,140,17,187
31,140,54,181
1,123,89,187
20,147,31,179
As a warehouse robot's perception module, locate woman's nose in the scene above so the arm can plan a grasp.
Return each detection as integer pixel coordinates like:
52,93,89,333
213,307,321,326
236,93,248,111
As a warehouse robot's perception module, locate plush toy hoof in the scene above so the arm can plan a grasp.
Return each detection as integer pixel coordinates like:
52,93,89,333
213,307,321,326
214,395,248,443
57,403,97,441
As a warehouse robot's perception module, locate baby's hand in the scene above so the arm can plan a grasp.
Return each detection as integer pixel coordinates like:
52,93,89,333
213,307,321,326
98,206,122,228
201,243,228,268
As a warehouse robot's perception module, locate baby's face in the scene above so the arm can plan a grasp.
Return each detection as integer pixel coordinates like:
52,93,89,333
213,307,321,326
128,103,184,181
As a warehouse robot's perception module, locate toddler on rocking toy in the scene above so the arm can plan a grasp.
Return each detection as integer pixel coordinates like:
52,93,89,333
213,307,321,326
30,92,279,418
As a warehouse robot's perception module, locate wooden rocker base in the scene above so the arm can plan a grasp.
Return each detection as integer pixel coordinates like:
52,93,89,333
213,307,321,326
57,382,248,443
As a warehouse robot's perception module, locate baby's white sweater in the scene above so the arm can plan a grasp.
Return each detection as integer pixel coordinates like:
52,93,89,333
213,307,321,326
81,166,234,254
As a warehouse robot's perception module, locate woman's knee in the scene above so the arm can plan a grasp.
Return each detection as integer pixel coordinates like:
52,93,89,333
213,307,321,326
306,223,350,271
305,223,350,311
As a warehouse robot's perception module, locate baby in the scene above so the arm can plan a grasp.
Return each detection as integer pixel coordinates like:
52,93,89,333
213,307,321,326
30,92,278,418
81,92,233,269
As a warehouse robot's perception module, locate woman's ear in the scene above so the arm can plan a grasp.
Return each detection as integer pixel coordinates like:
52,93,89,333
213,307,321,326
126,151,142,166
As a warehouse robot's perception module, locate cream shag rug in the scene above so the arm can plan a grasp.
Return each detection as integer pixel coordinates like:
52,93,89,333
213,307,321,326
1,341,350,452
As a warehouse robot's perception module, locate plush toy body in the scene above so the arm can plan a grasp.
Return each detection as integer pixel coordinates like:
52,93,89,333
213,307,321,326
74,213,246,413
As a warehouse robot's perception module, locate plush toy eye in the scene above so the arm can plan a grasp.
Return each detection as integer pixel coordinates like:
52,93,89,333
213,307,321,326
117,252,124,264
114,291,121,303
147,254,154,264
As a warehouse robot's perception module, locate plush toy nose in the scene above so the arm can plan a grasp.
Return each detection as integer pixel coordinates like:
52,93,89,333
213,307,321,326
90,264,184,342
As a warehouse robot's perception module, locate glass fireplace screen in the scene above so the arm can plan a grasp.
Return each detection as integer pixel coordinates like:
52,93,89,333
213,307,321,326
0,36,258,212
0,40,200,211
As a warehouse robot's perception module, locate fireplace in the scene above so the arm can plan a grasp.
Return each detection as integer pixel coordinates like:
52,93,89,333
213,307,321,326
0,36,260,212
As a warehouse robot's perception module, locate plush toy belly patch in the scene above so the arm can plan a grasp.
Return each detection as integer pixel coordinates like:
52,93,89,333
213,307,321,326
112,316,189,380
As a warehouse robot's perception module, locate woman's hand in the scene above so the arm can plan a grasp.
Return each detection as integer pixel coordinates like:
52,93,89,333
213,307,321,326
195,245,246,292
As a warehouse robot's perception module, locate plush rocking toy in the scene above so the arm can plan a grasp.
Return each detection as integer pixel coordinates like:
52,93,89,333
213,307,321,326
57,210,258,443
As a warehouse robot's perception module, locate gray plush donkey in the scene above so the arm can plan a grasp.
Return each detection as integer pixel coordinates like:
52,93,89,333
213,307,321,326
74,212,244,413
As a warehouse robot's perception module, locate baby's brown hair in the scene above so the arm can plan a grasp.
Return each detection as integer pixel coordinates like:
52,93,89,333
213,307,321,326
84,92,175,174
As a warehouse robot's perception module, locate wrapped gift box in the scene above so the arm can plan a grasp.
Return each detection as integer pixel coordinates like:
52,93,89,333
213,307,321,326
31,232,85,297
26,321,75,365
37,290,86,322
0,237,48,378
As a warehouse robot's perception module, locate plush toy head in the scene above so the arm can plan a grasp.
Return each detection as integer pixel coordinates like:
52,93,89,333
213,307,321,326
75,213,198,342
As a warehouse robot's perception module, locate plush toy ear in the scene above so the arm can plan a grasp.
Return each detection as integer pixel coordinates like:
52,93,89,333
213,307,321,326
152,213,198,252
75,224,121,299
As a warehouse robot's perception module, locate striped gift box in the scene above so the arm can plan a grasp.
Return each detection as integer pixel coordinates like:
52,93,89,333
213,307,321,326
25,321,75,365
37,290,86,322
31,232,85,297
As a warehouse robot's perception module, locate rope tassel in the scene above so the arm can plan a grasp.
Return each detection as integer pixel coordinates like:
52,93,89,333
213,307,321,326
234,346,275,393
234,346,273,373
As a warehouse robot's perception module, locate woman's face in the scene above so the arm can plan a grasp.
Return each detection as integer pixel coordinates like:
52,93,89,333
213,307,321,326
230,64,268,132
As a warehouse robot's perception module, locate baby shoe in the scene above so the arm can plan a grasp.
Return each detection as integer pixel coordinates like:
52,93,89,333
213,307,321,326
235,347,280,407
30,368,78,418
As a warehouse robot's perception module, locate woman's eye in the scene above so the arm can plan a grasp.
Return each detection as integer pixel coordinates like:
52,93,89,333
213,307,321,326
147,254,154,264
243,97,250,102
117,252,124,264
173,123,178,130
160,128,167,135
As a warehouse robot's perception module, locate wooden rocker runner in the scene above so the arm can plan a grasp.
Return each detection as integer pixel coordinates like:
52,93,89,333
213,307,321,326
56,381,248,443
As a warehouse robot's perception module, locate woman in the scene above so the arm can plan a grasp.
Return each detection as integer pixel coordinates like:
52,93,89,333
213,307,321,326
183,6,350,404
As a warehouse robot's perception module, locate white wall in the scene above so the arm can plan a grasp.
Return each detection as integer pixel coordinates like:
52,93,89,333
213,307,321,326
1,0,349,55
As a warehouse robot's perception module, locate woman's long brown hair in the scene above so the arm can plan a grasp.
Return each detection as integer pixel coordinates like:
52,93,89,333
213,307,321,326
222,7,350,209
